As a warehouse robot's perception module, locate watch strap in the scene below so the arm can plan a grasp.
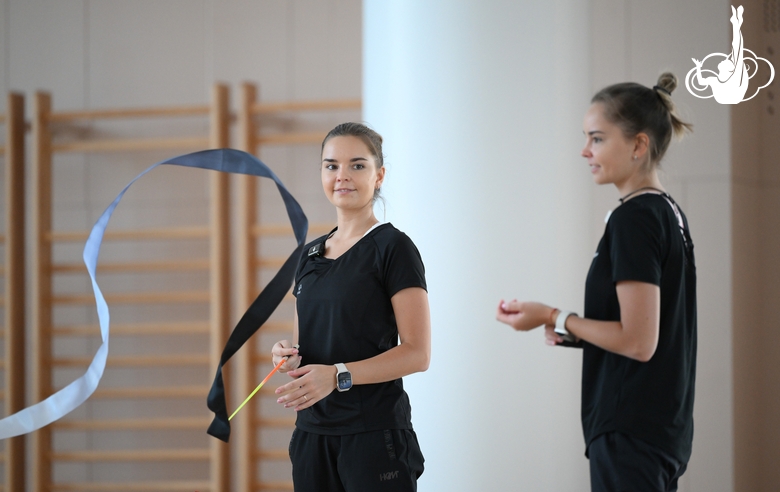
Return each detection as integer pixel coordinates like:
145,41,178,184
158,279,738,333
554,310,577,342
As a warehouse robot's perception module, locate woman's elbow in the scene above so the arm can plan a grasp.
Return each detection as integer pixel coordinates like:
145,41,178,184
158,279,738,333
416,349,431,372
627,341,657,362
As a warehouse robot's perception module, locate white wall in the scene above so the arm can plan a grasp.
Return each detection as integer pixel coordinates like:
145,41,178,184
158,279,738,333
365,1,591,490
365,0,733,491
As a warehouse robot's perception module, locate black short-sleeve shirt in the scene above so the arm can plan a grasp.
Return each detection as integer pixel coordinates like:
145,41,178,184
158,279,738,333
292,223,427,435
582,194,697,463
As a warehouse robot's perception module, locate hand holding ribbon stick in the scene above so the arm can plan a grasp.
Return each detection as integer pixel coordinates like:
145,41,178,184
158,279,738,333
229,344,300,421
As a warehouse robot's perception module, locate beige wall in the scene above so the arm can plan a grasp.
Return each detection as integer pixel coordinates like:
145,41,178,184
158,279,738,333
732,0,780,490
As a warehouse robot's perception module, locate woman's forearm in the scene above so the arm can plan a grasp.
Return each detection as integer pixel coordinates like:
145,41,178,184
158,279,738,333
565,317,654,362
348,340,430,386
562,281,660,362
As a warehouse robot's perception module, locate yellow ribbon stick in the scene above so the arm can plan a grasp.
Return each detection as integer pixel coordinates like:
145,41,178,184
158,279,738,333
229,345,299,421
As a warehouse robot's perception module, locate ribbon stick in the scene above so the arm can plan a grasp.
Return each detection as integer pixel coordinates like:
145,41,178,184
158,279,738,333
229,360,285,421
0,149,307,441
229,344,299,421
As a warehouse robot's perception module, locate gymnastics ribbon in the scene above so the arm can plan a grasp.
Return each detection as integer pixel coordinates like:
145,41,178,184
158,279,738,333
0,149,308,442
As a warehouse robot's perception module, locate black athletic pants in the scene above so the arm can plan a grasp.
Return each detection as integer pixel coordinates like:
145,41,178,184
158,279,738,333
589,431,688,492
289,428,424,492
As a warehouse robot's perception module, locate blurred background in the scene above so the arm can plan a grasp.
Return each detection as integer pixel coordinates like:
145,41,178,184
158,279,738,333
0,0,777,491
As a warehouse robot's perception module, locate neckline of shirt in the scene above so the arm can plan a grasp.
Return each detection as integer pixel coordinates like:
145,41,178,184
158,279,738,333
321,222,387,261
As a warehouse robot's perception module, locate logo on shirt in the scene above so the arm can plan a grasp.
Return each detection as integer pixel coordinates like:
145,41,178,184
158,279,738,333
296,283,302,295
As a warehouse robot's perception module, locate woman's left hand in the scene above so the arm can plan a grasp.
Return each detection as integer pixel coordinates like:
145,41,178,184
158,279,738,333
275,364,337,411
496,299,554,331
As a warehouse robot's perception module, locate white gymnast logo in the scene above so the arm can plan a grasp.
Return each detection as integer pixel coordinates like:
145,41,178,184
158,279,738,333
685,5,774,104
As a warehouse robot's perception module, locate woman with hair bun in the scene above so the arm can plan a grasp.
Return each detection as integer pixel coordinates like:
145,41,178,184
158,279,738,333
497,73,696,491
272,122,430,491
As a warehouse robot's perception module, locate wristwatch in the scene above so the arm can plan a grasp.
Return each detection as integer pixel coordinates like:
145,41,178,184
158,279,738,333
335,363,352,392
554,310,578,343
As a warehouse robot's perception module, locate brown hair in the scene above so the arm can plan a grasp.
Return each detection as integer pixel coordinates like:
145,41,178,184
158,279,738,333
321,122,384,169
592,72,693,167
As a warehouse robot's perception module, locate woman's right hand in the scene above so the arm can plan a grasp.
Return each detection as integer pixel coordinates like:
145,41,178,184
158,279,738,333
271,340,301,374
496,300,555,332
544,324,566,346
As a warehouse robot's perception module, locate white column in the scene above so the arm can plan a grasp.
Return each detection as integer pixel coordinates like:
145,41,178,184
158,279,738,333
364,1,592,490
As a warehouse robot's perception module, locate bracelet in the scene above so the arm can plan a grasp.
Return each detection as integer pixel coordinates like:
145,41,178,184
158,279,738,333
549,308,559,326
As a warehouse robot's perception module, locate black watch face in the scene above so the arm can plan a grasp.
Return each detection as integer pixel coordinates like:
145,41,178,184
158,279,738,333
337,372,352,390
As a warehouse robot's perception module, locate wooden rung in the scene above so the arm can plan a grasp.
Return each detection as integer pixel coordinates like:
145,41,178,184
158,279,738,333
52,259,210,274
49,105,210,122
53,354,209,368
0,265,5,275
52,136,210,153
54,417,209,431
257,481,294,491
251,386,278,397
54,321,210,336
90,385,209,399
254,98,361,114
256,417,296,427
0,298,4,307
51,480,211,492
259,321,293,333
53,290,210,305
0,233,4,242
48,226,210,242
252,353,273,364
255,449,289,460
0,144,4,153
253,223,334,237
52,448,210,462
254,257,286,269
256,132,326,146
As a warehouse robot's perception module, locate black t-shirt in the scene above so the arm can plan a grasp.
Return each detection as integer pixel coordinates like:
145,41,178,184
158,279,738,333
582,193,697,463
292,223,427,435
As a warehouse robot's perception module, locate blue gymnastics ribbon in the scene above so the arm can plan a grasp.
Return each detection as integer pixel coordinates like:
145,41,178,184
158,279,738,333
0,149,307,442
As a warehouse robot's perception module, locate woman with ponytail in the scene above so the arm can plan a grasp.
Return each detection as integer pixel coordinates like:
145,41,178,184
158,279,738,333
497,73,696,491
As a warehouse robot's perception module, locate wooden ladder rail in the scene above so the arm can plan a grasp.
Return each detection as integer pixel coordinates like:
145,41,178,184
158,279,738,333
235,81,360,491
32,85,231,492
1,92,27,492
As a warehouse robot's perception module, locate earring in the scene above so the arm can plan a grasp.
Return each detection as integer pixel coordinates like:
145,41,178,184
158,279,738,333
632,155,637,161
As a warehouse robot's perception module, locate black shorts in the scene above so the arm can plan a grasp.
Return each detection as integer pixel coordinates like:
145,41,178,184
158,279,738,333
289,428,424,492
589,431,687,492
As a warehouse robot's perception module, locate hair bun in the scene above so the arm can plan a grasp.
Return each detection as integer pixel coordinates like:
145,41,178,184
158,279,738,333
656,72,678,95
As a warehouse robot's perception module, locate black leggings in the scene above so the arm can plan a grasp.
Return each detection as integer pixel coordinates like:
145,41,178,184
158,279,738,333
289,428,424,492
